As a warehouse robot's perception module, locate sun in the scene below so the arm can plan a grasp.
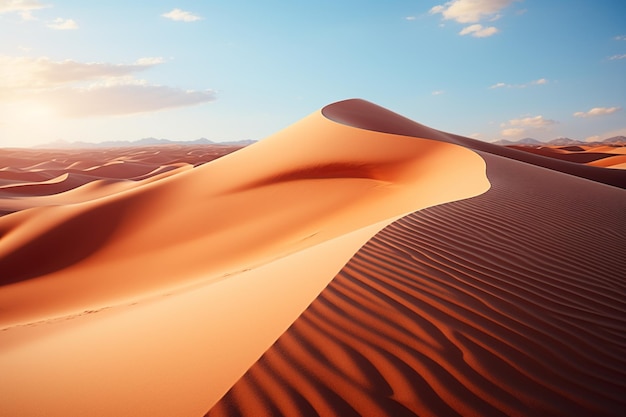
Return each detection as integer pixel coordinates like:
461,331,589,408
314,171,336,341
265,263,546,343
6,100,57,122
0,100,61,147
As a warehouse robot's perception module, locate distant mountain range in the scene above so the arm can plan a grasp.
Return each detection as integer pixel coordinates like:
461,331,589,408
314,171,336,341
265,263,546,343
35,137,256,149
33,135,626,149
492,136,626,146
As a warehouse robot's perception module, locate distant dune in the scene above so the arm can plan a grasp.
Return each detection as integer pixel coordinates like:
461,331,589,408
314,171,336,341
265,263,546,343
0,145,243,215
0,100,624,417
506,144,626,170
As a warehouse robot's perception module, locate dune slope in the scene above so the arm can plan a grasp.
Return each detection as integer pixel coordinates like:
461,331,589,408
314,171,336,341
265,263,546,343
207,100,626,416
322,99,626,188
0,102,488,416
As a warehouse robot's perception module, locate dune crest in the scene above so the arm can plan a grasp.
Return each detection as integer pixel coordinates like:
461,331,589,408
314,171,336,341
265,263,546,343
0,101,489,416
323,99,626,188
208,106,626,417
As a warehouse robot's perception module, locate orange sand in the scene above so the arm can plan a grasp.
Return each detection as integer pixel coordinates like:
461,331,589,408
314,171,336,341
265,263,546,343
507,144,626,170
207,100,626,416
0,102,488,416
1,100,624,417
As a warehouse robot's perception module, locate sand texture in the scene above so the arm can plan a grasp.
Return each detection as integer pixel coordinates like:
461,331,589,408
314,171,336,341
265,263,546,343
207,100,626,416
208,151,626,416
1,99,624,417
0,100,488,416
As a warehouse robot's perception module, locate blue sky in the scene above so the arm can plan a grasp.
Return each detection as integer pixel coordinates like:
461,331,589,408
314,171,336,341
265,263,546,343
1,0,625,147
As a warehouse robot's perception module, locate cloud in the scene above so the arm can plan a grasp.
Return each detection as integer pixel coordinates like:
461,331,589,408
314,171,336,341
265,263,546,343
429,0,517,23
38,82,216,118
609,54,626,60
489,78,548,88
501,128,524,137
500,114,557,138
405,16,416,21
615,35,626,41
504,115,557,128
161,8,202,22
430,0,519,38
573,107,621,118
0,56,165,89
459,24,498,37
0,2,79,28
432,90,444,95
47,17,78,30
0,0,49,16
0,55,215,117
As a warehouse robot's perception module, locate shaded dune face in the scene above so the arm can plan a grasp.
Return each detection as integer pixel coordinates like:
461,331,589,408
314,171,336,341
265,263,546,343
323,100,626,188
207,100,626,416
207,153,626,417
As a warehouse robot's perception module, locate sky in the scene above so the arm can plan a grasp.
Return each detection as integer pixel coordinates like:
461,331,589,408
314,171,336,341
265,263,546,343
1,0,625,147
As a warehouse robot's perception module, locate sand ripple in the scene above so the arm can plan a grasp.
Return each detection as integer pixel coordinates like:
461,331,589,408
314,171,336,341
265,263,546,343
207,153,626,416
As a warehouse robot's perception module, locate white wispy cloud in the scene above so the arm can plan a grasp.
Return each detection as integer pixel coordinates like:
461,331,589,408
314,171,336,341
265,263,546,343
573,107,621,118
489,78,548,88
405,16,416,21
504,115,556,128
161,8,202,22
459,23,498,37
429,0,519,38
432,90,445,95
0,55,215,117
37,83,215,118
0,0,49,18
615,35,626,41
501,127,524,137
0,1,80,28
500,114,556,137
609,54,626,60
47,17,78,30
429,0,517,23
0,56,164,89
584,135,601,143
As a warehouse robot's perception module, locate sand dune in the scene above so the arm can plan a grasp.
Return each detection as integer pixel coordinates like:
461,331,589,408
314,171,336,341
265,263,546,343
506,144,626,170
0,101,488,416
0,145,241,215
1,99,624,417
208,151,626,416
586,154,626,169
206,100,626,416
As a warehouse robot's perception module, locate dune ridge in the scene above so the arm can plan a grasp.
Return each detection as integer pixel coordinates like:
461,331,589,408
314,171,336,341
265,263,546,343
323,100,626,188
0,101,488,416
207,101,626,416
